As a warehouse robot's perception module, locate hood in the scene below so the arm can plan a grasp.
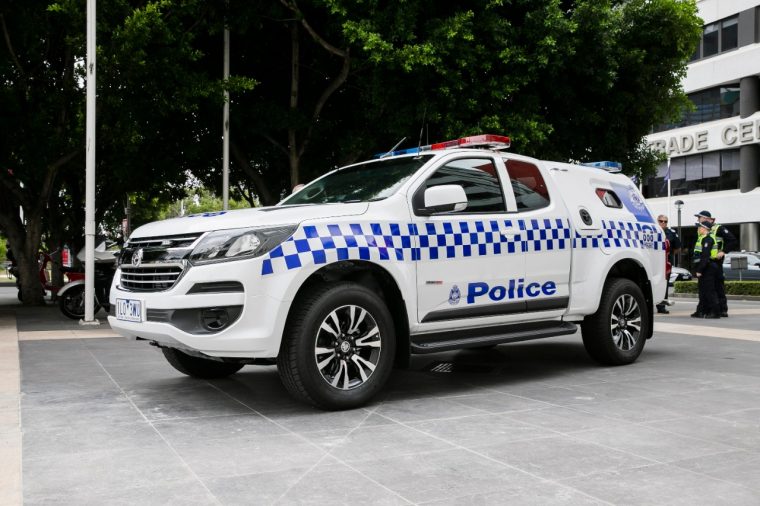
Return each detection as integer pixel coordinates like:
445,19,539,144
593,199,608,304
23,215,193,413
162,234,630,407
130,203,369,239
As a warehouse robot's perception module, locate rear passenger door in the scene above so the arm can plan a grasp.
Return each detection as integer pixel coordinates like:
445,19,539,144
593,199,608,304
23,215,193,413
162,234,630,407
502,157,572,316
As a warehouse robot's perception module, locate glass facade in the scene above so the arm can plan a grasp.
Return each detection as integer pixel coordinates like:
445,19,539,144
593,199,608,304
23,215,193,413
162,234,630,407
642,149,740,198
652,85,740,133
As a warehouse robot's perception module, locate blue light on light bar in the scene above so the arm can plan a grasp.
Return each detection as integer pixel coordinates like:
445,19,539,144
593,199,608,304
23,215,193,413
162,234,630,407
375,134,511,158
582,161,623,172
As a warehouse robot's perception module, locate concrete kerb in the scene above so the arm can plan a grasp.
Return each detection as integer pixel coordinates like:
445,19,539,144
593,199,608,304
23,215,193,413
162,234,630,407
672,293,760,301
0,311,22,506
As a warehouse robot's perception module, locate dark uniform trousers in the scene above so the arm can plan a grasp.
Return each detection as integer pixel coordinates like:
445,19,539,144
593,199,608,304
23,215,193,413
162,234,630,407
715,263,728,313
696,261,720,316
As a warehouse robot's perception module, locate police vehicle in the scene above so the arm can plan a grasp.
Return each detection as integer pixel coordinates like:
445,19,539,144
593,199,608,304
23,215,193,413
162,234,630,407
109,134,667,409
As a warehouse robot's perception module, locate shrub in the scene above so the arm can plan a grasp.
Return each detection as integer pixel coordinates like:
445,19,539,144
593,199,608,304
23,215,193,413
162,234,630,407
674,280,760,296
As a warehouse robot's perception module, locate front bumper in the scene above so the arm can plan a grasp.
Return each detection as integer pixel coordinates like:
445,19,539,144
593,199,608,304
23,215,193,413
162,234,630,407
108,259,291,358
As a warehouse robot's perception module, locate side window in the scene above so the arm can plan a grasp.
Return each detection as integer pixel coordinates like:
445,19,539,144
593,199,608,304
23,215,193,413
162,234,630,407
595,188,623,208
505,159,550,211
423,158,505,213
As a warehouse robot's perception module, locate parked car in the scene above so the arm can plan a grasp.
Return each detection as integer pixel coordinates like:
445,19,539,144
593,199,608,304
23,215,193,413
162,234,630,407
724,252,760,268
669,266,692,286
722,263,760,281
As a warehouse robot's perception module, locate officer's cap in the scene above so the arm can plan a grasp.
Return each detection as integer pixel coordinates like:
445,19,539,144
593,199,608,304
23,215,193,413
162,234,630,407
694,210,712,219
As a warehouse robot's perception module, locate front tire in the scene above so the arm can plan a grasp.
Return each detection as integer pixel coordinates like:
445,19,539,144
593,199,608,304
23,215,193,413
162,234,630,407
59,285,91,320
581,278,648,365
162,347,244,379
277,282,396,410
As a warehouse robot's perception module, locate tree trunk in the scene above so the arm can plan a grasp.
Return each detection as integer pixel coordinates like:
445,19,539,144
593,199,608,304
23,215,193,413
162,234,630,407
16,246,44,305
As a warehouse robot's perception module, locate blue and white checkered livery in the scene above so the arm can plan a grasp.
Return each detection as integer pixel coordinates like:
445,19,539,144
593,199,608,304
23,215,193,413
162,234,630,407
262,217,664,276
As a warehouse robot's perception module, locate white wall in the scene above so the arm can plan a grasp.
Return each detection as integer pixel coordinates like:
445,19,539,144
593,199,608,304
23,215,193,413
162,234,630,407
685,44,760,93
647,188,760,225
696,0,759,25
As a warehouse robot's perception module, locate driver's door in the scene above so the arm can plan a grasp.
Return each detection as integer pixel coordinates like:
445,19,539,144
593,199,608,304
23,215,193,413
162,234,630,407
413,156,526,324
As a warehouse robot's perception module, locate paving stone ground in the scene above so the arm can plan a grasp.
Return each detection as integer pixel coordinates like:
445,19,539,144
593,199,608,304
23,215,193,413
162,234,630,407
3,288,760,505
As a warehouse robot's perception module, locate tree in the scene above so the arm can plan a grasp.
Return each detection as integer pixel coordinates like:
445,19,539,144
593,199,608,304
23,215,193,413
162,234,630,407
0,2,83,303
0,0,253,304
218,0,699,202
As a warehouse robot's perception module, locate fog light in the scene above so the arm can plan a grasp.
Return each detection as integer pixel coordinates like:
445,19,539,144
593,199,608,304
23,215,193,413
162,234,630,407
201,308,229,331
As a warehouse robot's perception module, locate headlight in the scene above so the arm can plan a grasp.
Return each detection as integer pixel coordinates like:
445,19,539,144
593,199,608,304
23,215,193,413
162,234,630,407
189,225,296,265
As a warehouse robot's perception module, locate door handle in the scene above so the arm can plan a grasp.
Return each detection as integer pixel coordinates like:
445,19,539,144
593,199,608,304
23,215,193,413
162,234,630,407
501,228,519,238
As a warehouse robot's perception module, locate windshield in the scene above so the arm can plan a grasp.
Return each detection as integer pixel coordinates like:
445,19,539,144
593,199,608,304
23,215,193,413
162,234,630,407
280,155,433,206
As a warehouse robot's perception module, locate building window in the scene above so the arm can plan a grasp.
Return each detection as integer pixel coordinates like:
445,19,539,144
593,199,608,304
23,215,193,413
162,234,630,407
689,15,740,63
721,17,738,51
643,149,741,198
721,150,740,172
702,23,719,57
652,85,740,132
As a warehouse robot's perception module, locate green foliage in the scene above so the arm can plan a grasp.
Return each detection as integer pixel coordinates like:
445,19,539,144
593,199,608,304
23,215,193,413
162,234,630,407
0,237,7,263
229,0,700,191
675,281,760,297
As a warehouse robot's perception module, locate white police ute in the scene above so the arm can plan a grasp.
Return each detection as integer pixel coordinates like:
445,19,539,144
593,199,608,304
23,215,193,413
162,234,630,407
109,134,667,409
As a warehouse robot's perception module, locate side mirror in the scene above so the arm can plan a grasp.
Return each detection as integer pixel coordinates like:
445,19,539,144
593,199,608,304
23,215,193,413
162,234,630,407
420,185,468,215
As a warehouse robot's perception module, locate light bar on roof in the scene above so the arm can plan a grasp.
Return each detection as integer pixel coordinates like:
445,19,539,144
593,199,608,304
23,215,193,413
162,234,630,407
582,161,623,173
376,134,511,158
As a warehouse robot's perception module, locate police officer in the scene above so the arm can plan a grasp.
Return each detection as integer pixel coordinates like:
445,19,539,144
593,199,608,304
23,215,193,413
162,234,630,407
695,210,737,317
692,221,720,319
656,214,681,314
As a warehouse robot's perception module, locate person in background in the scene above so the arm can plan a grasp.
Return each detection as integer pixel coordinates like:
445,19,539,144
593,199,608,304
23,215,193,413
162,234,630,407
656,214,681,314
695,210,737,317
692,221,720,319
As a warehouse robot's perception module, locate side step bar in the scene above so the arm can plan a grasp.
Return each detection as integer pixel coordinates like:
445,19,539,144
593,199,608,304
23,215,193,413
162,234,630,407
410,321,578,354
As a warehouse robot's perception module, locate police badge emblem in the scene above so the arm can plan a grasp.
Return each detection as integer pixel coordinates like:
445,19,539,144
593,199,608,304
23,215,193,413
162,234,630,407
448,285,461,305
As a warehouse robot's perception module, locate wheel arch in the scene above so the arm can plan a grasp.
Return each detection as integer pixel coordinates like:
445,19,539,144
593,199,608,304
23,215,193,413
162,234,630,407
287,260,411,368
57,279,85,297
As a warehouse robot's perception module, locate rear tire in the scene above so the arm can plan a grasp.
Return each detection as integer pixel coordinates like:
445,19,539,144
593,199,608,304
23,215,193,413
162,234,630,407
277,282,396,410
581,278,648,365
162,347,244,379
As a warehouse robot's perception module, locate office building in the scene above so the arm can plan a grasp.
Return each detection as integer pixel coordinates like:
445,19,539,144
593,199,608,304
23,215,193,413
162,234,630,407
644,0,760,252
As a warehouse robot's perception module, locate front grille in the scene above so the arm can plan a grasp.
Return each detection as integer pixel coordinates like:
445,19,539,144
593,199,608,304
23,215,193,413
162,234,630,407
119,232,204,292
127,234,202,249
120,264,184,292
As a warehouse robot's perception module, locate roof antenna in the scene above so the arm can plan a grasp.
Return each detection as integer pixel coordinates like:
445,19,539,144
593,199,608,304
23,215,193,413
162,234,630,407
379,137,407,158
417,106,427,153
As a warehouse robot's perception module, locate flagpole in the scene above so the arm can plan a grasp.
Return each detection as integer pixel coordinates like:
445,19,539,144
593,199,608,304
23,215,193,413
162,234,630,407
82,0,99,325
666,157,672,222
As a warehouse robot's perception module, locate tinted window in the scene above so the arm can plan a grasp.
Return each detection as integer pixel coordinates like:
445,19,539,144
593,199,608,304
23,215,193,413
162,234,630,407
423,158,505,213
505,159,550,211
596,189,622,208
703,23,719,56
721,17,738,51
643,149,741,198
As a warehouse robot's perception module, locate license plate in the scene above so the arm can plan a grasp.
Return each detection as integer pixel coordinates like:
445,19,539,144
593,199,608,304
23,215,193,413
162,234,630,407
116,298,143,322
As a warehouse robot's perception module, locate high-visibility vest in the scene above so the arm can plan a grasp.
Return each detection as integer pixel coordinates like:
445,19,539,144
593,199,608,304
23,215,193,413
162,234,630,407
694,235,718,260
710,223,724,252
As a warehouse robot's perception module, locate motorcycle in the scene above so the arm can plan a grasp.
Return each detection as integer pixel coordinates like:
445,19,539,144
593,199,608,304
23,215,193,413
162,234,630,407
58,240,120,319
10,249,82,302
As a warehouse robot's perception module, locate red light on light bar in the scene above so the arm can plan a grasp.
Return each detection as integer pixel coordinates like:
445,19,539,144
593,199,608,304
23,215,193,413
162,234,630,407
460,134,511,146
430,134,511,150
430,140,461,150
